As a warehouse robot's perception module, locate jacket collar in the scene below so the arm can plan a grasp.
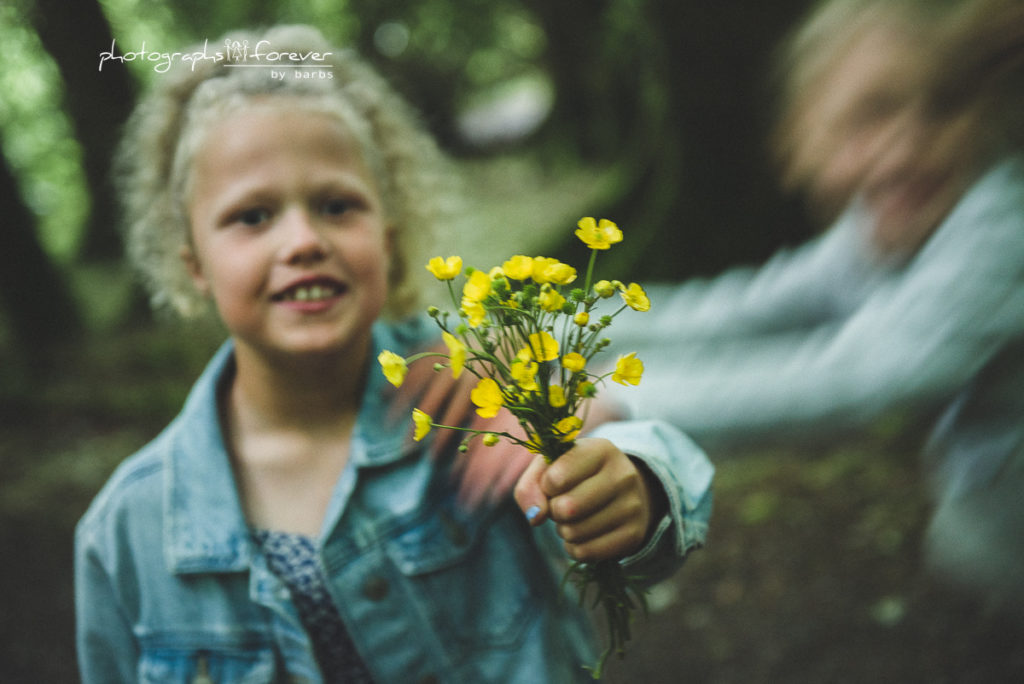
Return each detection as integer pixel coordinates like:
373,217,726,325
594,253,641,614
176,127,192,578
164,319,434,574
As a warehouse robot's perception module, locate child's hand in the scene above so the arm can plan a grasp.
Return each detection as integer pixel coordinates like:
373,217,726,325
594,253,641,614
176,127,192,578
453,394,627,510
514,438,667,563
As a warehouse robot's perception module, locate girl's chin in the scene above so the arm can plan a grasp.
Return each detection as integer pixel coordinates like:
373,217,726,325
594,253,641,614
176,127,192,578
869,192,947,254
265,328,372,362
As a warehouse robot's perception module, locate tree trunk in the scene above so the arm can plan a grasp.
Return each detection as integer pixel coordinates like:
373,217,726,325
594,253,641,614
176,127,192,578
531,1,816,281
27,0,136,261
0,141,82,359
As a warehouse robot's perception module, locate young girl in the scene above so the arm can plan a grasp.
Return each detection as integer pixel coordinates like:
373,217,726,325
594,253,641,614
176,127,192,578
75,25,713,683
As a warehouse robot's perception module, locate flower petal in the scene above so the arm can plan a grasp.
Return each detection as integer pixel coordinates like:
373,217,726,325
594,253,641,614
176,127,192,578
442,331,467,379
425,255,463,280
412,408,433,441
470,377,504,418
378,350,408,387
612,352,644,386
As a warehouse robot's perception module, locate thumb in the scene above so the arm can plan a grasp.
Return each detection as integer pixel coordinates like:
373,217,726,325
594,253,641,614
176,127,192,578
513,454,550,526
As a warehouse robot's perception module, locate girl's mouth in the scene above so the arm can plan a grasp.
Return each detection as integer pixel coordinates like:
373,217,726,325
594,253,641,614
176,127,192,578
272,280,346,303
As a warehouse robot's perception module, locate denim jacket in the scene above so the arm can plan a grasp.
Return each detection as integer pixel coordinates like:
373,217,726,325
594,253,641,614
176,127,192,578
76,317,713,684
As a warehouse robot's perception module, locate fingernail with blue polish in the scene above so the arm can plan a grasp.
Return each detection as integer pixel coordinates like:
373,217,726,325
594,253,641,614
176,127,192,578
525,505,541,521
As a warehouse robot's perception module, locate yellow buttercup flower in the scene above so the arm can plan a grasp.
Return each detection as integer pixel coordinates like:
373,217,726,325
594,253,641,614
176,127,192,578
562,352,586,372
463,269,492,302
482,433,501,447
531,257,575,286
545,262,577,286
502,255,534,280
425,256,463,280
538,286,566,312
612,352,644,386
378,350,408,387
553,415,583,442
575,217,623,250
460,297,487,327
573,312,589,326
412,408,432,441
527,331,560,361
510,356,539,392
470,377,505,418
621,282,650,312
442,331,466,379
548,385,567,408
530,257,559,284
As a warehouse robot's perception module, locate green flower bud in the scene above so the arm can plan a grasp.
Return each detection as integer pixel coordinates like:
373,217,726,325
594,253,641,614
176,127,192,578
594,280,616,298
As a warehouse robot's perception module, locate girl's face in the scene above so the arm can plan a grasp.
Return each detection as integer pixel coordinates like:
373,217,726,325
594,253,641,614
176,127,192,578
858,100,983,256
795,24,928,217
183,106,392,362
797,22,982,256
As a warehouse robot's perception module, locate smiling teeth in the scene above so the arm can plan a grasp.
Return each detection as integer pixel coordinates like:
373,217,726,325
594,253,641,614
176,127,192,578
283,284,338,302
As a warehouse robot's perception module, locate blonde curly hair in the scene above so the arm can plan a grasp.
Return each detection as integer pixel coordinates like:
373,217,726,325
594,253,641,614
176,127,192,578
115,24,455,319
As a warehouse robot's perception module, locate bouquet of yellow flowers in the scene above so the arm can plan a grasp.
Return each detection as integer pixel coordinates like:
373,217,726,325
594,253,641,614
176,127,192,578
378,217,651,677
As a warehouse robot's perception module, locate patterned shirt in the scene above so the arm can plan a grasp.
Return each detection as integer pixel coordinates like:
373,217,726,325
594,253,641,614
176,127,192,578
253,529,375,683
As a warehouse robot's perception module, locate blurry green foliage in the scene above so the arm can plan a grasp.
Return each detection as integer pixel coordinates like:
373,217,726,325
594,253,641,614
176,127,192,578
0,3,88,262
0,0,817,358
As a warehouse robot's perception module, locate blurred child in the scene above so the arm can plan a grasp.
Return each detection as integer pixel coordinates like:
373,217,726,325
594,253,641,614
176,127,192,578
74,25,713,683
602,0,1024,608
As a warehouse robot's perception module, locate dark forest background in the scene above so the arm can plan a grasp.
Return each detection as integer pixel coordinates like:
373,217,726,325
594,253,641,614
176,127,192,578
1,0,816,370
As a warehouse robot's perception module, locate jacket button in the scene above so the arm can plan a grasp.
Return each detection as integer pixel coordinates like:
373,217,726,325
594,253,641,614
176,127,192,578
362,575,389,601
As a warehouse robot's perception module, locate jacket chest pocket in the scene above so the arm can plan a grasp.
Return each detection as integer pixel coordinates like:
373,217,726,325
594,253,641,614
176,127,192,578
384,506,544,655
138,647,281,684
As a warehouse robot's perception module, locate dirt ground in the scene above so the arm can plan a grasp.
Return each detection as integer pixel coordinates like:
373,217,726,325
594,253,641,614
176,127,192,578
601,442,1024,684
3,333,1024,683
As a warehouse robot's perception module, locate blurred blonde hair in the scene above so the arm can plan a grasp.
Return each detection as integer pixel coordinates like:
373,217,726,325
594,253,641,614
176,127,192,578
770,0,939,194
931,0,1024,154
771,0,1023,197
115,24,455,319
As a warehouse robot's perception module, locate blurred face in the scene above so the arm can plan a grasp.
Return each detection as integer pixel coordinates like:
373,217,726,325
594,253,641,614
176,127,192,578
858,100,983,255
183,106,392,362
791,22,983,255
793,24,927,215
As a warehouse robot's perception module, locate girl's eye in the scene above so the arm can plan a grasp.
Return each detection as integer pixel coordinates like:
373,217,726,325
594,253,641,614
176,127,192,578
235,208,270,226
321,198,351,217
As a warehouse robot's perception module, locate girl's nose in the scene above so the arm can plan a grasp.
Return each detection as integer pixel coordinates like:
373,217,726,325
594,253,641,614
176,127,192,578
867,106,926,180
280,209,330,264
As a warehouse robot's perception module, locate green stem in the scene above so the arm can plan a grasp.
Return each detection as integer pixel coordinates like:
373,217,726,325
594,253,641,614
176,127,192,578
583,248,598,294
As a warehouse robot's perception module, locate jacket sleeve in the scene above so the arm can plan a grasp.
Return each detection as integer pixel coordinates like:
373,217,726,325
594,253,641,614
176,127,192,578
607,208,875,348
75,520,140,684
585,419,714,582
606,159,1024,448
